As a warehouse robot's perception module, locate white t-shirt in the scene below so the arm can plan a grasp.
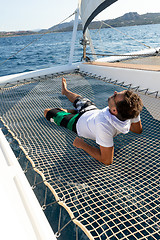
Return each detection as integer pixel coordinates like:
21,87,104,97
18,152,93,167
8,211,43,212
76,107,140,147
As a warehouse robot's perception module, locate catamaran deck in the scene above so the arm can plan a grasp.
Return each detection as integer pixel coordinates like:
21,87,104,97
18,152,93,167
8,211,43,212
85,56,160,71
121,55,160,66
0,71,159,240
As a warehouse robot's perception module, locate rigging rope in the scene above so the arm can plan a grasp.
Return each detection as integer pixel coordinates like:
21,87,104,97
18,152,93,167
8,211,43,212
0,12,76,67
95,18,152,49
90,23,157,59
95,22,120,56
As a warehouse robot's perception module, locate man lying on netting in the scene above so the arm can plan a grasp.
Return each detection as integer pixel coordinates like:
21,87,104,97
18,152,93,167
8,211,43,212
44,78,143,165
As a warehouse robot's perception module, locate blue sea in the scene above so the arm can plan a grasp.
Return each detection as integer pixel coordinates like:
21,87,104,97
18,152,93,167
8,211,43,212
0,24,160,77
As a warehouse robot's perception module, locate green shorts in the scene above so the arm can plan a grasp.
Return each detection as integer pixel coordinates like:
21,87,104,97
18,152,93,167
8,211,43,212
46,97,98,133
46,108,80,133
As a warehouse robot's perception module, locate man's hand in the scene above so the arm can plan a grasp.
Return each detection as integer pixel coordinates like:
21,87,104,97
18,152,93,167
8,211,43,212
130,121,143,134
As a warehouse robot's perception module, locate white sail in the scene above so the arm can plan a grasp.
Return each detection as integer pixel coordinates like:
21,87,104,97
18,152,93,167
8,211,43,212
78,0,118,34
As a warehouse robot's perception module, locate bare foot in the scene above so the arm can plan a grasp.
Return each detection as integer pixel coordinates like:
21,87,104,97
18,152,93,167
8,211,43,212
61,78,67,95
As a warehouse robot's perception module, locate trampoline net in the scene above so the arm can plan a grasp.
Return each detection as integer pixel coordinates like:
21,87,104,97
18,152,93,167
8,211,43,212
0,72,159,240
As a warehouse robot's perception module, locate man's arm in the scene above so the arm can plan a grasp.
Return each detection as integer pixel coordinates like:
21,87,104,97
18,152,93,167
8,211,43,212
130,120,143,134
73,137,114,165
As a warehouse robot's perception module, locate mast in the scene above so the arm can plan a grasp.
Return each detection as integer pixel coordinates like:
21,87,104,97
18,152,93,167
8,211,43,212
81,31,96,61
83,33,87,60
79,0,118,61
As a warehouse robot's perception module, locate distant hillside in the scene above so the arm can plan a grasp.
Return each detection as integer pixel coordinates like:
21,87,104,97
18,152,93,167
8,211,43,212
0,30,38,38
39,20,78,33
1,12,160,37
101,12,160,28
50,12,160,32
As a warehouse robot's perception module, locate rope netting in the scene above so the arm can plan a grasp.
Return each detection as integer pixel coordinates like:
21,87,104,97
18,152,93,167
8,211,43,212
0,73,159,240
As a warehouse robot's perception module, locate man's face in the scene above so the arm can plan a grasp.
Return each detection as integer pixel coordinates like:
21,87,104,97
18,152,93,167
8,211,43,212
108,90,126,115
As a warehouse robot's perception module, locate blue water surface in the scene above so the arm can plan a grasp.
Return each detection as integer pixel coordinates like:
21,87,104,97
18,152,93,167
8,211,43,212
0,24,160,77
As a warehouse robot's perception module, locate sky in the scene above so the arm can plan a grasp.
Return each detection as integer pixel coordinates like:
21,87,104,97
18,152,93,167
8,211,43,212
1,0,160,32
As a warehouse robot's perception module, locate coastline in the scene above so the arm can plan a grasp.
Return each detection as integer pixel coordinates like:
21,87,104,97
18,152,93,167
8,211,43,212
1,12,160,38
1,22,160,39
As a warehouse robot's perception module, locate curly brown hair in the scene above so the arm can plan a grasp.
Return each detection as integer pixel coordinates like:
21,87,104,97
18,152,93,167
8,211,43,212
116,90,143,121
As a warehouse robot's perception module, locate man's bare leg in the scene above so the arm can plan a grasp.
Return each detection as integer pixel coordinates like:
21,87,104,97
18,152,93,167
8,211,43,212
44,78,79,118
61,77,81,103
59,107,77,114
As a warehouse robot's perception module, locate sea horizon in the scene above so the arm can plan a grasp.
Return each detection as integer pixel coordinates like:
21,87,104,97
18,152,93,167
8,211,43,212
0,23,160,77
